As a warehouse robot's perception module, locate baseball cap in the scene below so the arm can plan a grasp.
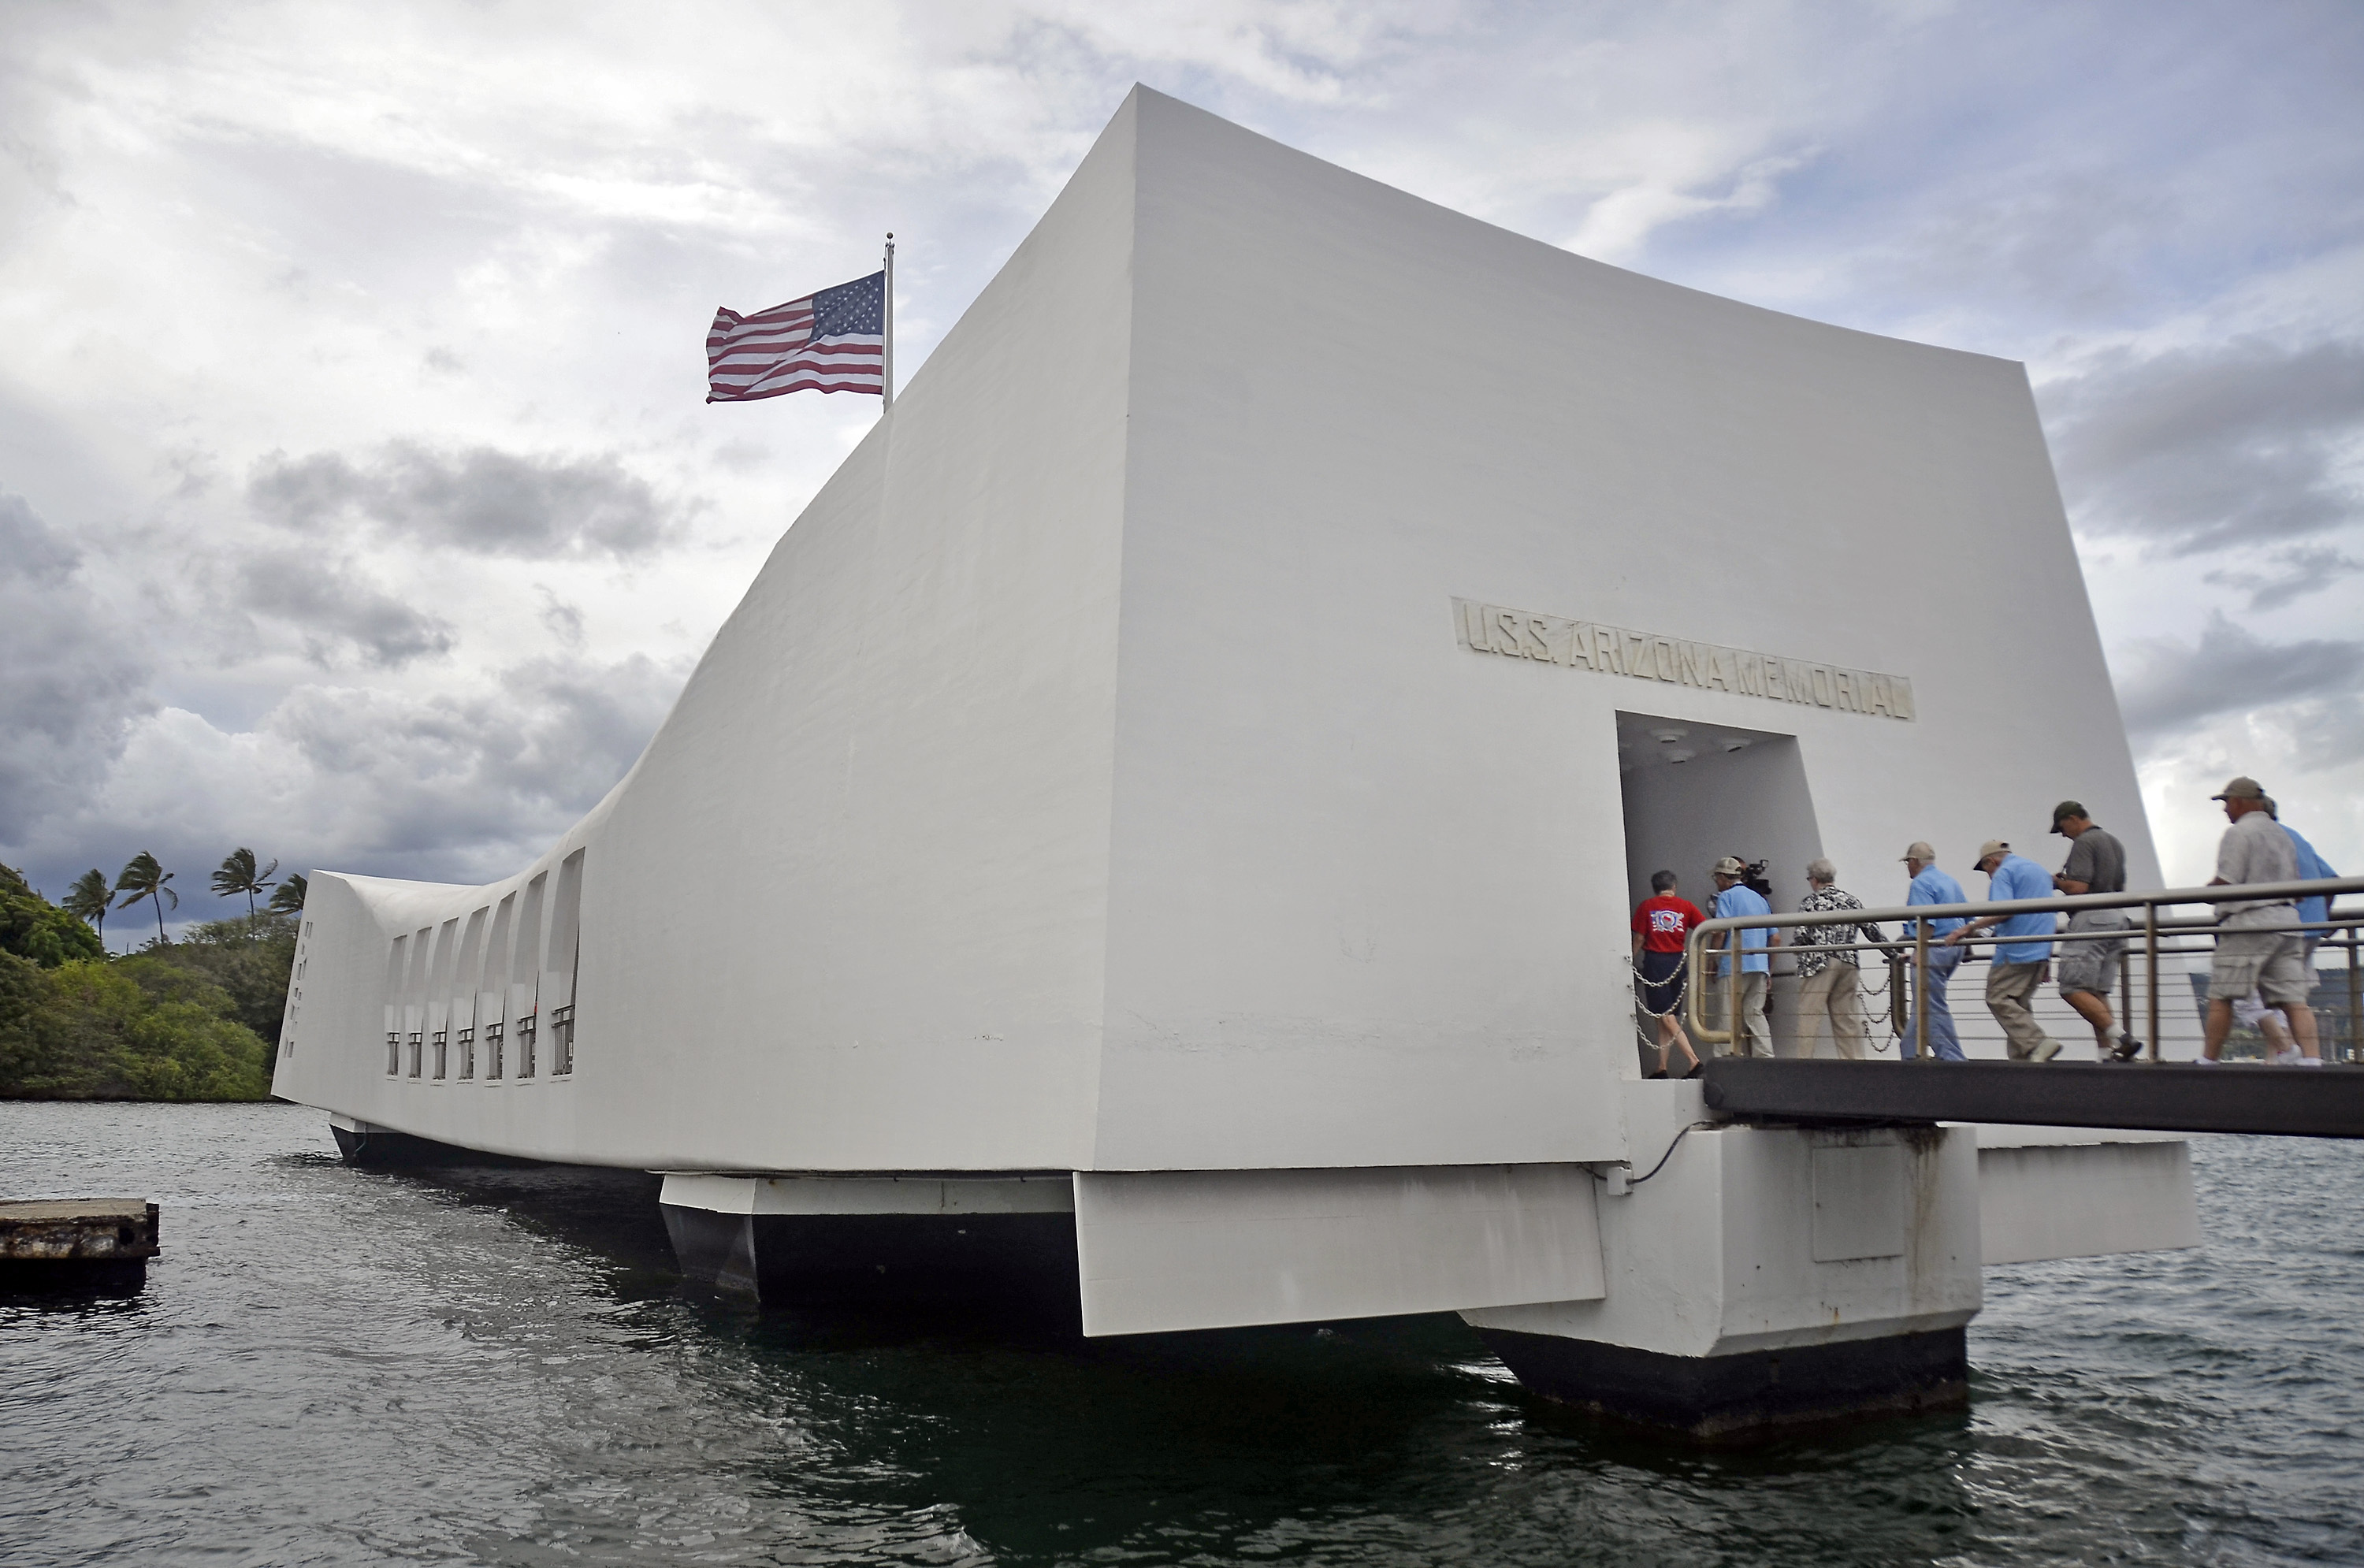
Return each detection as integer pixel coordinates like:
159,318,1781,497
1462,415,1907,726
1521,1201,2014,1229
1900,841,1935,862
1975,839,2009,864
2212,776,2266,801
1711,855,1746,878
2050,801,2087,832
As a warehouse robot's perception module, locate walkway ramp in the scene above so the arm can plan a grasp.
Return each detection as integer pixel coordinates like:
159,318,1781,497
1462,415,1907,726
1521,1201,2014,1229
1701,1057,2364,1139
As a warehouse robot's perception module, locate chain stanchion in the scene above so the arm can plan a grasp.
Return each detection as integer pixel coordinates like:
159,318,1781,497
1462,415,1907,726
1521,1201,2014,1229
1629,951,1684,1018
1887,951,1907,1050
1629,948,1680,1061
1685,931,1744,1054
2120,938,2135,1067
1816,948,1897,1054
2347,924,2360,1065
1789,907,1899,1058
1727,932,1742,1058
1914,923,1930,1062
2146,905,2161,1065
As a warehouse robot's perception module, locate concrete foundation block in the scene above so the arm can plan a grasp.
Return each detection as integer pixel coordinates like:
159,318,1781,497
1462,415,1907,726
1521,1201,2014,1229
1464,1092,1981,1442
1474,1324,1967,1444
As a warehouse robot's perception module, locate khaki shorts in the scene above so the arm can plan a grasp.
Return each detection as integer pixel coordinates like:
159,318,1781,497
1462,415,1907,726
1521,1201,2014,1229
2213,929,2312,1008
2057,908,2129,998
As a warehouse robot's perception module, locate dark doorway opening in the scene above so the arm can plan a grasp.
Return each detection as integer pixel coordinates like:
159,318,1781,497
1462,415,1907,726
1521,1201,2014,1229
1617,712,1824,1068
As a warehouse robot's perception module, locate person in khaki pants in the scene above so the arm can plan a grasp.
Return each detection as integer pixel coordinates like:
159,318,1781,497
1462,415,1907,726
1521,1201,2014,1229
1946,838,2065,1061
1706,855,1776,1056
1793,858,1894,1058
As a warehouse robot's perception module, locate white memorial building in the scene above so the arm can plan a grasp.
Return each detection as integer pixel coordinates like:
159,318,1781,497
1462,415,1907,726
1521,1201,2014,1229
273,87,2195,1440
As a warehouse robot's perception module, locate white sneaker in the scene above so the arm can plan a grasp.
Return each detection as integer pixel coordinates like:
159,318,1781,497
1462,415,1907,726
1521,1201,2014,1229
2194,1056,2220,1065
2032,1039,2063,1062
2295,1057,2326,1067
2269,1049,2302,1066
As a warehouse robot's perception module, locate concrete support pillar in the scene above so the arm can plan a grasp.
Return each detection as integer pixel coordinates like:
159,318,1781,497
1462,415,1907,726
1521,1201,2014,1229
1462,1086,1982,1444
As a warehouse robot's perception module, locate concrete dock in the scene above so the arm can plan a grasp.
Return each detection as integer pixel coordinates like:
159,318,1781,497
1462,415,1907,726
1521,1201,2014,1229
0,1199,161,1286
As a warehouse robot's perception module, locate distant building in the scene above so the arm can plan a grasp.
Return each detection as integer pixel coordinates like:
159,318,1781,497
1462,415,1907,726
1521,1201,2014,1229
2188,971,2359,1060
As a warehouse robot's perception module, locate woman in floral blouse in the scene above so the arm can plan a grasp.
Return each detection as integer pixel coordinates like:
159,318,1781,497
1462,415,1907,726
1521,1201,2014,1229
1794,858,1897,1058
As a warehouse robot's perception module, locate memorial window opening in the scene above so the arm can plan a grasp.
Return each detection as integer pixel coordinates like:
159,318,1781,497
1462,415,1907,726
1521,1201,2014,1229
483,892,516,1083
546,849,585,1076
382,933,407,1076
511,872,546,1080
453,905,489,1082
403,925,434,1078
426,917,459,1081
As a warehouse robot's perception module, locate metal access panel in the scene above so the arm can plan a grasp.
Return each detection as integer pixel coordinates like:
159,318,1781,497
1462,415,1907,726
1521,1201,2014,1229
1072,1163,1605,1337
1810,1143,1908,1262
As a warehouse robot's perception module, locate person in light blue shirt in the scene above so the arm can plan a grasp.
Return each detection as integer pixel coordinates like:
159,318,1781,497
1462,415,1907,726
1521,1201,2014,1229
1947,839,2065,1061
1708,855,1775,1056
2269,800,2337,965
1898,841,1967,1061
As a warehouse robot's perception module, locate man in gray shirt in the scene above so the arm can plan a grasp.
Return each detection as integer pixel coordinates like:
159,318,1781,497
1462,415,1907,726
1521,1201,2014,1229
2051,801,2142,1061
2199,776,2322,1065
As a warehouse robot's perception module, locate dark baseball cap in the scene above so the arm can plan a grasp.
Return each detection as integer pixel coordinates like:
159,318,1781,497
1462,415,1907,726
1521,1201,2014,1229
2050,800,2087,832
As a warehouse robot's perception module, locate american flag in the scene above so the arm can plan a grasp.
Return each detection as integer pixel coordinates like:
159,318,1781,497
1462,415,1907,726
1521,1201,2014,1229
706,271,885,402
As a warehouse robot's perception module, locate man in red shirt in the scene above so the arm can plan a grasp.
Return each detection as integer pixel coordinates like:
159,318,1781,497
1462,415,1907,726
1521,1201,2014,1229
1632,870,1706,1079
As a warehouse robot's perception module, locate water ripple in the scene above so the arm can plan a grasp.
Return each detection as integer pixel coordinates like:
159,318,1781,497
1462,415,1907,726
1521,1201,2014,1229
3,1102,2361,1565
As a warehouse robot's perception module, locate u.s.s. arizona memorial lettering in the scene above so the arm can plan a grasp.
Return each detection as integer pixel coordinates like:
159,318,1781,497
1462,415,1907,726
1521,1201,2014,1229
1453,598,1916,721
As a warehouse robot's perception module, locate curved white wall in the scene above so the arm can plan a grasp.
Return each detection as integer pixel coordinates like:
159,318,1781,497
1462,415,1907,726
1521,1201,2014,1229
273,88,2150,1176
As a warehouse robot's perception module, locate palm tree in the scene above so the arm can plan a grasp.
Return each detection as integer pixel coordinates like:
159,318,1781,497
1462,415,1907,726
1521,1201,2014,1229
116,852,177,945
268,873,307,916
63,869,113,951
211,847,278,919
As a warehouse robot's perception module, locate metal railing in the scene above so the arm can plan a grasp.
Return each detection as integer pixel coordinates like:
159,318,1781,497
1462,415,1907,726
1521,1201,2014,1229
1682,875,2364,1061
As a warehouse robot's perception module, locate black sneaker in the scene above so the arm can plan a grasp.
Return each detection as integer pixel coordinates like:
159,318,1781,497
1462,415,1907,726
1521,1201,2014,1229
2111,1034,2144,1061
1683,1063,1704,1079
1647,1068,1669,1079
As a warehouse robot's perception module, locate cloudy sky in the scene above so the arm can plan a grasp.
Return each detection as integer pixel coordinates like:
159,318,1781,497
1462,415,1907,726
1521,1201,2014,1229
3,1,2359,938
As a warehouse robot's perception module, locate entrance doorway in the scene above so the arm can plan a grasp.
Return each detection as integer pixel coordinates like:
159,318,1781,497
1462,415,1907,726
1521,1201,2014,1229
1617,712,1824,1064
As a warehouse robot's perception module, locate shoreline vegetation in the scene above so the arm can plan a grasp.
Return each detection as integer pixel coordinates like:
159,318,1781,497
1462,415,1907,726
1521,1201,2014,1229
2,861,293,1102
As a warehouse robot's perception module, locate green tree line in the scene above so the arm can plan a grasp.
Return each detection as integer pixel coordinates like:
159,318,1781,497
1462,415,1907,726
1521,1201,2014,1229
1,850,307,1102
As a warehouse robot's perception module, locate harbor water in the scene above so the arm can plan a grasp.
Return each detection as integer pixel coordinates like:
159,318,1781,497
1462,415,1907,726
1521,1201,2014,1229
3,1100,2360,1566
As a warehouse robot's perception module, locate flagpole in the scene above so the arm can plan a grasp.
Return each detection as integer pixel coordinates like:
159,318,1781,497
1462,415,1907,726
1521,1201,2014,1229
883,232,895,410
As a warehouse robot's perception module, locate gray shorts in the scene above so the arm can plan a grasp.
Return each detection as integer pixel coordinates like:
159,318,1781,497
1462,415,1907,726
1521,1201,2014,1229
2057,908,2129,998
2213,929,2312,1008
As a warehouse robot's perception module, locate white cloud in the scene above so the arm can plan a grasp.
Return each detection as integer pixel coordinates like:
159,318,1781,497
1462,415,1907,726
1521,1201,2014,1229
0,492,154,842
2139,718,2364,890
238,547,456,670
2045,337,2364,556
2203,544,2364,613
25,651,689,904
248,442,686,559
